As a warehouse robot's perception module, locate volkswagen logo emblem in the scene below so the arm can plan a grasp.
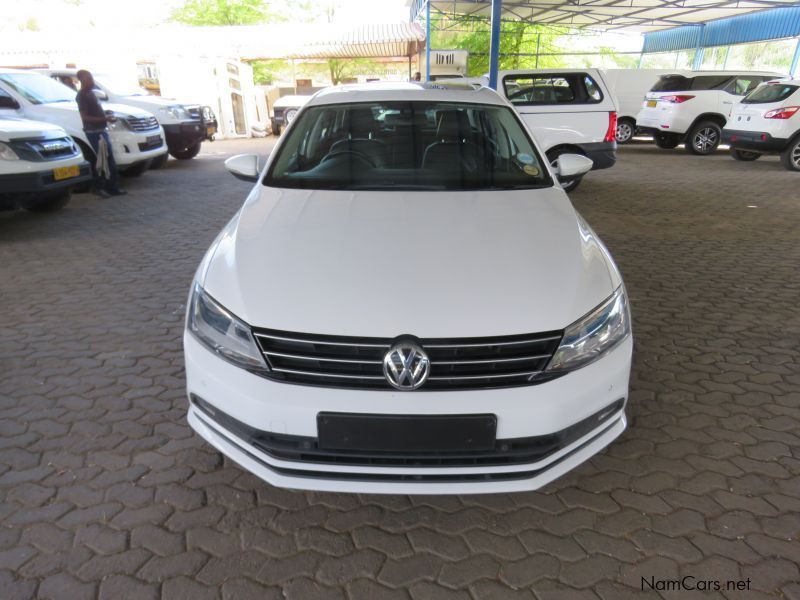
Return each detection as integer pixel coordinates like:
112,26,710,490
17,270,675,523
383,341,430,390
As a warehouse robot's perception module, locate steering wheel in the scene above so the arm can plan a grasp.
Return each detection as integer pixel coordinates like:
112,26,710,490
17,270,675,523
320,150,377,168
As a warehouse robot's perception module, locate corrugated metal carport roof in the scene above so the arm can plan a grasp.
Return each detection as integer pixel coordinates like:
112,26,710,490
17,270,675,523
412,0,800,32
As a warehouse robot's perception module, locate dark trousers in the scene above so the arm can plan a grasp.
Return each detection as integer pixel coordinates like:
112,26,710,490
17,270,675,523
85,130,121,193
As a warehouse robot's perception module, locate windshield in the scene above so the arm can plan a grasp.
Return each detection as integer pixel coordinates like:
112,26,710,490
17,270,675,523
264,101,552,191
0,73,75,104
743,83,798,104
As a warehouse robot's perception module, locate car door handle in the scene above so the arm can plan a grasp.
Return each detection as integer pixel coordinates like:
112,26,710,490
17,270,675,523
722,101,732,104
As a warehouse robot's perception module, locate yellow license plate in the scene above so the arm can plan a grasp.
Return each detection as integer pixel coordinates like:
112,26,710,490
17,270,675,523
646,100,657,107
53,165,80,181
206,126,216,136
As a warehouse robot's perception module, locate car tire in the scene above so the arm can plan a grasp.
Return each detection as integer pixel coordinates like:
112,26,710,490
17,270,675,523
685,121,722,155
271,119,280,135
285,109,298,125
22,190,71,213
149,153,169,169
170,142,202,160
779,136,800,171
615,118,635,144
730,148,761,162
653,132,680,149
547,149,584,193
120,161,149,177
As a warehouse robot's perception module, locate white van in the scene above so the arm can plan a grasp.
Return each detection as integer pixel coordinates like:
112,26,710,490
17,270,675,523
636,70,784,154
0,69,168,176
602,69,674,143
495,69,618,191
38,69,217,162
0,115,90,212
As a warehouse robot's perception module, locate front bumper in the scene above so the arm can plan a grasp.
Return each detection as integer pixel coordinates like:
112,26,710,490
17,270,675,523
184,332,632,494
0,161,91,194
581,141,617,170
110,128,167,167
163,121,215,149
723,129,788,152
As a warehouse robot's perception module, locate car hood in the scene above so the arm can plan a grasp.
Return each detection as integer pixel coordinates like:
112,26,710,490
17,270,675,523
202,186,619,338
0,116,67,141
34,100,154,119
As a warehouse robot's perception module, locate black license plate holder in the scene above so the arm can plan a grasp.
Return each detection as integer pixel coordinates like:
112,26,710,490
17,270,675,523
317,413,497,452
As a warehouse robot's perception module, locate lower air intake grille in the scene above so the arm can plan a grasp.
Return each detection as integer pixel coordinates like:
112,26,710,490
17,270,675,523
252,328,563,391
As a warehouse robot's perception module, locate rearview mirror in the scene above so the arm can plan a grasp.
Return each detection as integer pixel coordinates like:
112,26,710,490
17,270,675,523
225,154,260,182
92,89,108,101
555,154,593,181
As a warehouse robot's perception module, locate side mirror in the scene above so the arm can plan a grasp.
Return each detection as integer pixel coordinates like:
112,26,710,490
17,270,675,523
92,89,108,101
555,154,593,181
225,154,260,182
0,96,20,109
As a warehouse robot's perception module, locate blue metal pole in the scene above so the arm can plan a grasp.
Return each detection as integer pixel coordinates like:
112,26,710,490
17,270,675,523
425,0,431,82
488,0,502,90
790,38,800,79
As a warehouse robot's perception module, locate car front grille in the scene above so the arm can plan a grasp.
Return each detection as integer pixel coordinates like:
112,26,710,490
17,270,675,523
8,136,80,162
125,115,160,131
252,328,563,391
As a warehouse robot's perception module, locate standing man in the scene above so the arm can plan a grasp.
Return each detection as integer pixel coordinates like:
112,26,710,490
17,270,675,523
75,69,126,197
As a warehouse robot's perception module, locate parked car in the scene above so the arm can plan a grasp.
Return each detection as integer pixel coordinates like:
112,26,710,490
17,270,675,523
723,79,800,171
494,68,618,192
602,69,674,144
636,70,784,154
0,115,91,212
271,95,312,135
37,69,217,163
0,69,168,176
184,83,632,494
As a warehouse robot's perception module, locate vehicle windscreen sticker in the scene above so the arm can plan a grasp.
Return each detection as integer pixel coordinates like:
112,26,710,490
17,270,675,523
523,165,540,177
516,153,534,164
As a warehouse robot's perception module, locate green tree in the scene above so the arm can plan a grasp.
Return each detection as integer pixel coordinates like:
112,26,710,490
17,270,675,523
170,0,275,26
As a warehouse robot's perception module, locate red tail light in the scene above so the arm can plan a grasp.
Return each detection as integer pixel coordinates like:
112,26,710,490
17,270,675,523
764,106,800,119
661,95,695,103
604,111,617,143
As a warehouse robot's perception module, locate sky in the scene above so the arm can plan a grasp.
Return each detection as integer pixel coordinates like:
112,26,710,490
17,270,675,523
0,0,411,32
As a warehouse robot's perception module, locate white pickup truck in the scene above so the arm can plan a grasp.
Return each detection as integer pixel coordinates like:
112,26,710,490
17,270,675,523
0,116,90,212
462,69,618,191
0,69,168,176
39,69,217,161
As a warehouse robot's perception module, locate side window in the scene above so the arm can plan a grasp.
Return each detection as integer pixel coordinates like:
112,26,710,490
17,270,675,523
584,76,602,101
504,76,575,105
734,77,758,95
0,86,20,109
503,74,602,105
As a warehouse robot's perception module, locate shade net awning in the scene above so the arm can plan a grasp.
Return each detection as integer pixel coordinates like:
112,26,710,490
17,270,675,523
412,0,800,32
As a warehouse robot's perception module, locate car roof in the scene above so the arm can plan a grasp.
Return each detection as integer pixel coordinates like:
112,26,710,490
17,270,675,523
306,82,508,107
657,70,784,77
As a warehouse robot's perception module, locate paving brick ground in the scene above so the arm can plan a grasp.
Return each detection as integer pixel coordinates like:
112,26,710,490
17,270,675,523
1,138,798,599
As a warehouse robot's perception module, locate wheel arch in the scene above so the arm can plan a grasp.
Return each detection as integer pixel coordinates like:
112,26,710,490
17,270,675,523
688,113,727,132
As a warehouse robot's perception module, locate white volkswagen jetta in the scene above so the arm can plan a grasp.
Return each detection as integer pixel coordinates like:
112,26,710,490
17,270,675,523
184,83,633,494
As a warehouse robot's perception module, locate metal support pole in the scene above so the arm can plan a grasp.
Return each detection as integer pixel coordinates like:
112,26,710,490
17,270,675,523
488,0,502,90
637,52,644,68
691,25,705,70
535,34,540,69
425,0,431,82
790,38,800,79
722,46,731,70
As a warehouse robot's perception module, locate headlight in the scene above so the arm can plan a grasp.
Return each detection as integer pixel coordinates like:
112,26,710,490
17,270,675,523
0,142,19,161
161,105,189,120
108,114,131,131
546,286,631,372
187,282,266,370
